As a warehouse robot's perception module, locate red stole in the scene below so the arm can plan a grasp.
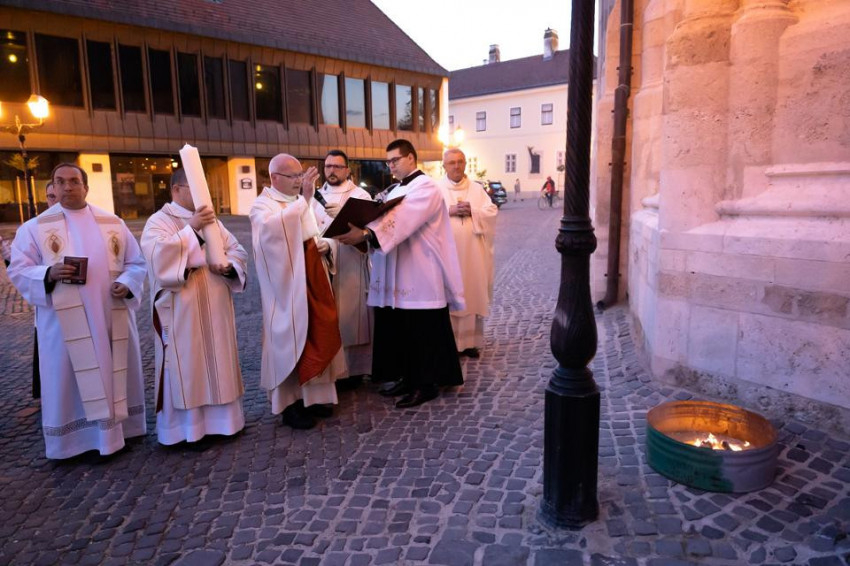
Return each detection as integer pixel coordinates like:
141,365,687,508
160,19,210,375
297,238,342,384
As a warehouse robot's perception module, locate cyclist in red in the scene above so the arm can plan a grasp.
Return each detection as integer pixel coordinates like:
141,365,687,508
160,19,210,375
541,176,556,207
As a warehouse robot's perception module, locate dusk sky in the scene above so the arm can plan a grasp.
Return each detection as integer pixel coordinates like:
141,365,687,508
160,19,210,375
371,0,577,71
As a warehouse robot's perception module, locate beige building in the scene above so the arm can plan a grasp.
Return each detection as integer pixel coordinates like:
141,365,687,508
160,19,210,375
446,32,591,195
592,0,850,433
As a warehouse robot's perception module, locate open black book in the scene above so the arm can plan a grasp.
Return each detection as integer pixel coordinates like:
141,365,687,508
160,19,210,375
323,195,405,252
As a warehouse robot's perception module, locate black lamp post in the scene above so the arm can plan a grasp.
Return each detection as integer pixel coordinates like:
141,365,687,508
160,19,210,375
539,0,600,528
1,95,50,220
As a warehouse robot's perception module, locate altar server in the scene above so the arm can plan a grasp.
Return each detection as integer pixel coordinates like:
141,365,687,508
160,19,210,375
141,168,247,445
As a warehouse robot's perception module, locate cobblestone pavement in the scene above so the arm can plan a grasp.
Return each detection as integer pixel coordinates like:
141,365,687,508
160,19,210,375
0,198,848,566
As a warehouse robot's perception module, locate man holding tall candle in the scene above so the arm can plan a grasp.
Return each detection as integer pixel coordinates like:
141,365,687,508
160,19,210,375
141,168,248,445
251,153,346,430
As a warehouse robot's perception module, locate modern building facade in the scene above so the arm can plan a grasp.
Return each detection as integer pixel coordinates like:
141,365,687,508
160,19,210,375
447,31,593,195
591,0,850,433
0,0,446,222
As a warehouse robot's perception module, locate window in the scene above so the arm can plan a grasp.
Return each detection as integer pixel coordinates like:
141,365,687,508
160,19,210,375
371,81,390,130
396,84,412,131
86,41,116,110
510,106,521,128
505,154,516,173
345,77,366,129
429,89,439,131
417,87,426,131
148,48,174,115
178,52,202,117
228,60,250,121
286,68,313,125
318,74,339,126
118,45,146,113
557,151,565,169
204,57,226,119
542,103,553,125
35,34,83,107
528,147,541,174
254,64,282,122
448,115,454,128
0,30,30,103
476,111,486,132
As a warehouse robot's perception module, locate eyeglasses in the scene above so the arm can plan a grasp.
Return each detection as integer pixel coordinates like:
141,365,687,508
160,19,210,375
324,164,348,170
53,178,84,187
385,156,408,166
271,171,302,181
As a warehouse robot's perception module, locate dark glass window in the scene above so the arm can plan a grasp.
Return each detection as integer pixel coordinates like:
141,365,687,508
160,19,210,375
345,77,366,129
148,48,174,115
118,44,146,112
286,68,312,125
318,74,339,126
396,84,412,131
35,34,83,107
0,30,30,103
228,59,249,121
254,64,282,122
204,56,226,119
371,81,390,130
177,52,201,117
429,89,439,131
86,40,116,110
417,87,425,131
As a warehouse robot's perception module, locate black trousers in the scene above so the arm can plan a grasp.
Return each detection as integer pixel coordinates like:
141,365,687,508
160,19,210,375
372,306,463,390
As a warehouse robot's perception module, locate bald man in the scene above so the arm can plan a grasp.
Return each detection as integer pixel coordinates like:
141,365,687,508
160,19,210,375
250,153,346,430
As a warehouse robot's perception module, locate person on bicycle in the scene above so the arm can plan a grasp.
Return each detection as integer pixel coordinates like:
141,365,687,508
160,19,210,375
541,176,556,207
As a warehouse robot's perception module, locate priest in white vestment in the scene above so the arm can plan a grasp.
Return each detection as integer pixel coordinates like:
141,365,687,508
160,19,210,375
251,153,346,430
141,168,247,445
334,139,465,409
9,163,147,459
314,150,373,388
438,148,498,357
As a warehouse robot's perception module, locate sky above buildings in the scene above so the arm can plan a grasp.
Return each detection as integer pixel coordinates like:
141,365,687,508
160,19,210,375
371,0,575,71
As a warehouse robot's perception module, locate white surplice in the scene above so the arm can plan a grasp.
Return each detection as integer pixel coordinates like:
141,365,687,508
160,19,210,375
315,180,373,376
438,176,498,350
366,172,465,311
9,204,147,459
251,187,346,414
141,202,247,445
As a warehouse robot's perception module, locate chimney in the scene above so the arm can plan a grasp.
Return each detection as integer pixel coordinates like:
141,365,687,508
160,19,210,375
488,44,501,64
543,28,559,59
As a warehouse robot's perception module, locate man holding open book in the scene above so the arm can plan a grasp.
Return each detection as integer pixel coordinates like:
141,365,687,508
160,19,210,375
334,139,465,408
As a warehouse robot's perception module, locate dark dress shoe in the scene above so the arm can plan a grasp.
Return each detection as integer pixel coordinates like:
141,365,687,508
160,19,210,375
282,400,317,430
460,348,480,358
395,388,438,408
336,375,364,392
307,403,334,419
378,379,412,397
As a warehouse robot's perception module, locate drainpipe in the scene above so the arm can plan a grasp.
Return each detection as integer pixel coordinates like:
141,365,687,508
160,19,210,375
599,0,634,310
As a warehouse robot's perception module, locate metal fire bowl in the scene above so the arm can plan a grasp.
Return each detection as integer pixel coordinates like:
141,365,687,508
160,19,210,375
646,400,779,493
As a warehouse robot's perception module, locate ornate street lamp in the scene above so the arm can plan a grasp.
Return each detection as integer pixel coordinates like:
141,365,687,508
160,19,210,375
0,94,50,220
539,0,600,528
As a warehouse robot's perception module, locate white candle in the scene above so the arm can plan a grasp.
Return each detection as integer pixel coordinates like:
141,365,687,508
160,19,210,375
178,144,227,267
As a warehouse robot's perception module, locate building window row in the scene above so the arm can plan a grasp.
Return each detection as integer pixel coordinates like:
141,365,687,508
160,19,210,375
505,151,565,174
505,153,516,173
510,107,521,129
542,103,553,125
476,111,486,132
0,29,439,132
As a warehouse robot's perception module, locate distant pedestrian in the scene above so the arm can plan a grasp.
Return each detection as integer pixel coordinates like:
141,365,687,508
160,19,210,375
514,178,522,202
542,176,555,207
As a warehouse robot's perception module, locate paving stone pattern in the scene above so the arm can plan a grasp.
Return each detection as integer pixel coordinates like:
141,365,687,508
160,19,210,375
0,199,847,565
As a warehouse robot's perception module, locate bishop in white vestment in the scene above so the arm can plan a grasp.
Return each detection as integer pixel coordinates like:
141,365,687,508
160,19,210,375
438,148,498,356
141,169,247,445
315,150,373,380
251,153,346,429
334,140,465,409
8,164,147,459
